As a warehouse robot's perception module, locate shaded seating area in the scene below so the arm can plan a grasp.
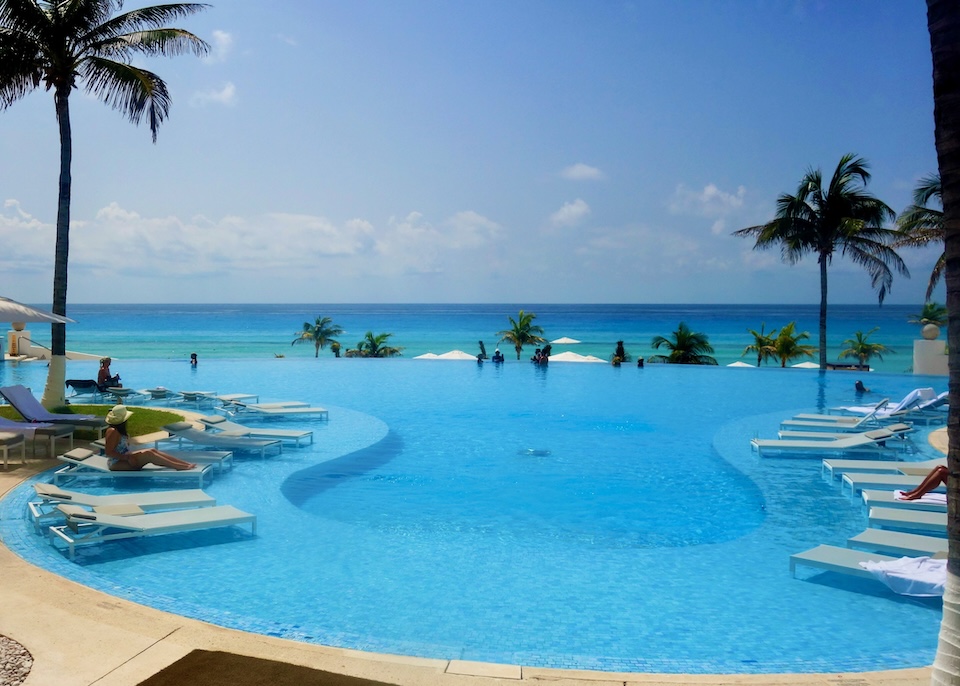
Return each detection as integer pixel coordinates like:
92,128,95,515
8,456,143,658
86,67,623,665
49,502,256,559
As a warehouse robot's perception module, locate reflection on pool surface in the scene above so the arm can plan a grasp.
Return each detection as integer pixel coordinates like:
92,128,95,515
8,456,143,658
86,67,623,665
0,359,946,673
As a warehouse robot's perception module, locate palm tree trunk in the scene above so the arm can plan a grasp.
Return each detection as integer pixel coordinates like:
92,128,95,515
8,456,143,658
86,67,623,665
41,85,72,409
928,0,960,682
818,253,828,369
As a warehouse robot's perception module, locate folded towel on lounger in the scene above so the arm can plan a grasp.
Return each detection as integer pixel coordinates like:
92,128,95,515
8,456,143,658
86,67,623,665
859,556,946,597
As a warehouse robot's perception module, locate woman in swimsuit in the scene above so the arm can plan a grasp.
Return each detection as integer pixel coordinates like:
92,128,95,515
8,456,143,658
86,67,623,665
103,405,197,471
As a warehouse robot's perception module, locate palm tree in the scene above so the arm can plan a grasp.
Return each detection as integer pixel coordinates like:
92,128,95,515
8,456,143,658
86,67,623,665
742,323,778,367
894,173,944,301
769,321,816,368
926,1,960,679
648,322,718,365
496,310,546,360
291,316,344,358
733,154,907,370
345,331,403,358
909,300,948,327
838,327,892,368
0,0,209,407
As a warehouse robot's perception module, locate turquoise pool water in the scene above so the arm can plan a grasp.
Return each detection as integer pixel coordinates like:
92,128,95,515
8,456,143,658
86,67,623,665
0,359,946,673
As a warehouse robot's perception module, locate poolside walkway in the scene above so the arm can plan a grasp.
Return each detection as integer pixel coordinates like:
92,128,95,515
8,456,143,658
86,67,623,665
0,455,938,686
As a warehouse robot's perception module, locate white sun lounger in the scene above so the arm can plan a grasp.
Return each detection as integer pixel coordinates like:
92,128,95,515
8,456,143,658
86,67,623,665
790,544,898,580
0,418,74,458
215,393,260,404
868,506,947,535
787,400,888,424
847,528,948,557
90,436,235,474
840,472,938,498
137,387,182,402
821,455,943,480
861,489,947,513
161,422,282,457
199,415,313,447
224,401,328,420
781,422,914,442
832,389,934,416
53,448,211,487
751,428,900,457
49,503,256,560
28,482,216,533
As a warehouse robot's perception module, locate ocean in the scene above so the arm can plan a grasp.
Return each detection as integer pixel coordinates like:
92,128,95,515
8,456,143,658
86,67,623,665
8,302,933,374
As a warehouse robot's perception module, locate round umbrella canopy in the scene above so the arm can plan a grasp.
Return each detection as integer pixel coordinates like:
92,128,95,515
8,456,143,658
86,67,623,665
0,296,74,325
791,361,821,369
727,361,755,368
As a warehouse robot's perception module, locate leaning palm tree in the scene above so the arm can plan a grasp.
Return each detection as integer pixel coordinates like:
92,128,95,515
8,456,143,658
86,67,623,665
838,327,892,368
496,310,546,360
733,154,907,370
291,316,344,358
742,323,778,367
647,322,718,365
894,173,944,302
0,0,209,407
770,321,816,368
926,1,960,680
909,300,949,328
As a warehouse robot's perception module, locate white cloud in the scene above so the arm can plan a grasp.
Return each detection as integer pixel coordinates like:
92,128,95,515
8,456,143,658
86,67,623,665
190,82,237,107
374,210,501,276
550,199,591,227
275,33,298,47
560,163,604,181
205,30,233,63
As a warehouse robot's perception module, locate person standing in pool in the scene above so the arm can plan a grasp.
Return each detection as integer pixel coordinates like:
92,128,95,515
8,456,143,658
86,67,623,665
190,352,198,367
103,405,197,471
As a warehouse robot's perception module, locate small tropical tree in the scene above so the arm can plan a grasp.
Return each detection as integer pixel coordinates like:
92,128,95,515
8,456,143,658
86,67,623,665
733,154,907,370
291,316,344,358
770,322,816,368
496,310,546,360
612,340,631,364
345,331,403,358
0,0,210,407
909,301,948,327
648,322,718,365
894,173,944,301
838,327,892,368
742,323,778,367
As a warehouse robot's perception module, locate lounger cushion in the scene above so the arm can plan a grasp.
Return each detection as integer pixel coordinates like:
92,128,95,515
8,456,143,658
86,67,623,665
34,483,69,498
56,504,96,520
201,415,227,426
164,422,194,432
63,448,94,461
93,503,145,516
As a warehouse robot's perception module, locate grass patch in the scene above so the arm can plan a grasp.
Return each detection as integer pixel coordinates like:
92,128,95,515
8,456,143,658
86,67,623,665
0,405,184,438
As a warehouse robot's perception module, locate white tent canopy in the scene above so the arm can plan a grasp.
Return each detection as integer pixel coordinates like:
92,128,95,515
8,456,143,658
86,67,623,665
551,337,581,344
548,351,605,363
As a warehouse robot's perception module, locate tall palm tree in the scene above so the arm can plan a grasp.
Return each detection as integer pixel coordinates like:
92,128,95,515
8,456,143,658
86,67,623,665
733,154,907,370
768,321,816,368
894,173,944,302
496,310,546,360
345,331,403,358
838,327,892,368
926,1,960,681
648,322,718,365
291,316,344,358
742,323,778,367
0,0,209,407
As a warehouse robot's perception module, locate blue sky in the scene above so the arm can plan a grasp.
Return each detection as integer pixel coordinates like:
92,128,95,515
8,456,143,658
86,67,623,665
0,1,942,305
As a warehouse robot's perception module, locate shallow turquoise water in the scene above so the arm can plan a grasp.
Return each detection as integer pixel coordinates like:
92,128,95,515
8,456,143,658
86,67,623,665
0,358,947,673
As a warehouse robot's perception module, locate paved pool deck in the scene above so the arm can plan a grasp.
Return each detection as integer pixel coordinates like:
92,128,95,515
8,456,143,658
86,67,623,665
0,430,946,686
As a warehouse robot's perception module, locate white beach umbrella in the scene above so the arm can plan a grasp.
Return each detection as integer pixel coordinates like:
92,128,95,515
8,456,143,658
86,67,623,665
727,361,755,368
551,337,581,344
791,361,821,369
436,350,478,360
0,296,74,325
548,351,606,363
412,353,439,359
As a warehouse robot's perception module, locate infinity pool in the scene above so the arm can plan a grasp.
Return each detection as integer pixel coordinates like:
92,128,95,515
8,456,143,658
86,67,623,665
0,359,946,673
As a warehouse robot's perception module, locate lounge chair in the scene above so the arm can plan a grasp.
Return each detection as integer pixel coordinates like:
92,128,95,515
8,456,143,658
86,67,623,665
779,406,889,433
0,384,108,438
161,421,283,457
0,432,25,468
790,544,898,580
215,393,260,405
790,399,889,423
49,502,256,559
137,387,182,402
831,388,935,417
65,379,102,401
847,528,948,557
780,422,914,442
840,472,939,498
198,414,313,447
223,400,328,420
861,489,947,513
53,448,211,487
820,455,943,481
751,428,902,457
0,417,74,458
867,506,947,535
177,391,218,407
28,482,216,533
90,436,235,473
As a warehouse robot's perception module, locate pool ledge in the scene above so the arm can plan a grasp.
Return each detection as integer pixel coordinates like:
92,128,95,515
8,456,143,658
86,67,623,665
0,461,935,686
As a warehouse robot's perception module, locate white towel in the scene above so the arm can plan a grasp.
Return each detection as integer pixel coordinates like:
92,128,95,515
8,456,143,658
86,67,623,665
894,490,947,505
859,556,946,597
